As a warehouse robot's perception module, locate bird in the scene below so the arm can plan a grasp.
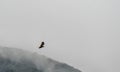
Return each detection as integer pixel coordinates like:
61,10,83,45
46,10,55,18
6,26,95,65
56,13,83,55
39,42,45,49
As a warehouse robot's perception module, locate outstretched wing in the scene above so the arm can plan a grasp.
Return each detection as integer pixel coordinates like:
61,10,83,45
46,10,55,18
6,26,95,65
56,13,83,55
41,42,44,46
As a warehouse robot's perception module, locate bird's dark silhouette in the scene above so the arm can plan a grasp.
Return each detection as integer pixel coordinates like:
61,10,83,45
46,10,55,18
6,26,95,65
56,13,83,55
39,42,45,49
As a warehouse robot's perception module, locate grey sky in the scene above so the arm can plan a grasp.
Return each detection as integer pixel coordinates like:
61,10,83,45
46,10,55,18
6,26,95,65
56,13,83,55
0,0,120,72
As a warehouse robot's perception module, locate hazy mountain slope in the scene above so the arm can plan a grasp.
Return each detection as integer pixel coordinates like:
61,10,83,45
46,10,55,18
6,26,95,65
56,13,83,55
0,46,81,72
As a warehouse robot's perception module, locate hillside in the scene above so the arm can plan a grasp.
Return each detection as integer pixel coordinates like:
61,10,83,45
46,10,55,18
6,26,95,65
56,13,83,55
0,46,81,72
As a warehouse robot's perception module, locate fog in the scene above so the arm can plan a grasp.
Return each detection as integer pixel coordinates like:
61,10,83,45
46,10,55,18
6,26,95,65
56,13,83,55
0,47,81,72
0,0,120,72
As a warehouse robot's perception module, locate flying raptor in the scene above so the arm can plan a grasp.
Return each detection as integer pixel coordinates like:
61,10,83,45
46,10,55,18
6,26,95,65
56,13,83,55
39,42,45,49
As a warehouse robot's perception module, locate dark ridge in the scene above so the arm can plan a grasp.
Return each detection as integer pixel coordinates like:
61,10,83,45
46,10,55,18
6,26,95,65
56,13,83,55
0,46,82,72
0,57,42,72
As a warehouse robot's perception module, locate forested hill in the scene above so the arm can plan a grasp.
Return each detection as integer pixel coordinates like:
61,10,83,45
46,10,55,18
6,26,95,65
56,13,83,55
0,46,81,72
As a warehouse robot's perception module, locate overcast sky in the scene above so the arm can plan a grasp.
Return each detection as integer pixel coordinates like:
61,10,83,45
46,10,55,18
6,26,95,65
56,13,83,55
0,0,120,72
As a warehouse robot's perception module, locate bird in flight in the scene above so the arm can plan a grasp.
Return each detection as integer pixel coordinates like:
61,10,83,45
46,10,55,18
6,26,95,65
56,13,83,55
39,42,45,49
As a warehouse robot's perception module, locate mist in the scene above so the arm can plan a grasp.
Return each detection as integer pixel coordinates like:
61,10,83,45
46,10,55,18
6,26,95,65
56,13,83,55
0,0,120,72
0,46,81,72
